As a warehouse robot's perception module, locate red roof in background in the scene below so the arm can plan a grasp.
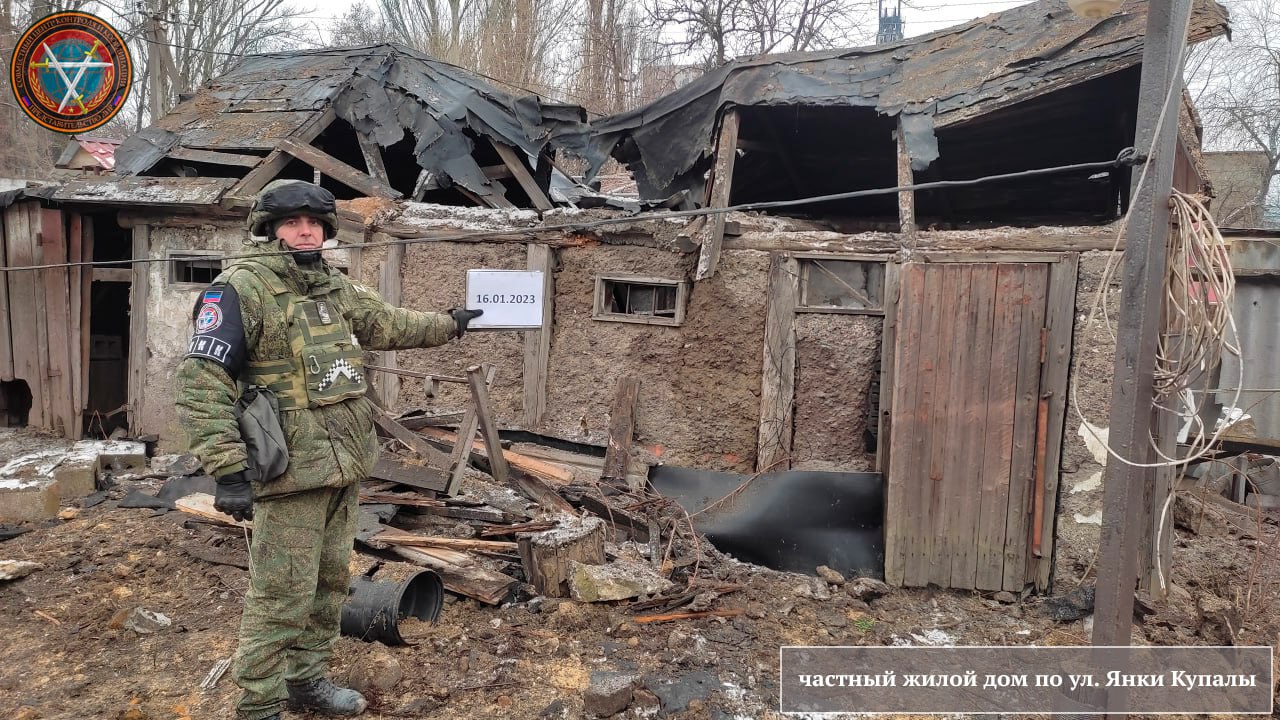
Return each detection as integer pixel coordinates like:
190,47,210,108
72,136,121,170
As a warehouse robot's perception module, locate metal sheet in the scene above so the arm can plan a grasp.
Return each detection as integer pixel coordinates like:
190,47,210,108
1217,239,1280,441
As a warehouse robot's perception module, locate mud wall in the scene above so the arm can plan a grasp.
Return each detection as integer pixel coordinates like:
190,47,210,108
541,247,770,473
1053,251,1121,589
392,242,526,421
141,222,244,449
792,315,882,472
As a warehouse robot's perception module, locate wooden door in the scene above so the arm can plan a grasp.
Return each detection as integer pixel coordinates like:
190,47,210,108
884,262,1051,592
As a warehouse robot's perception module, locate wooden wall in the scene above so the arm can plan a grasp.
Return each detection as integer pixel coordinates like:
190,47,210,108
0,201,87,438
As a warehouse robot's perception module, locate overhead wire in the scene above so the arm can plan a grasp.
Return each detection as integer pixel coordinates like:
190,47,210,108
0,150,1141,274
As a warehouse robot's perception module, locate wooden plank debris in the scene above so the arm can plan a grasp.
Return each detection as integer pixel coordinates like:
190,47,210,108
479,520,557,537
419,505,515,523
696,109,739,280
517,517,606,597
278,138,402,199
371,404,453,471
443,364,495,496
634,609,743,624
390,545,518,605
368,453,447,493
371,527,517,554
175,493,251,528
419,427,576,487
358,489,443,507
467,364,510,485
601,377,639,487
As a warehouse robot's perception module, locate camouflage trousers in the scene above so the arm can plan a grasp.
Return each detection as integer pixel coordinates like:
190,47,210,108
233,483,358,720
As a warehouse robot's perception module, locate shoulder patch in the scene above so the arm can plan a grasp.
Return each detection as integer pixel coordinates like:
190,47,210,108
186,283,247,377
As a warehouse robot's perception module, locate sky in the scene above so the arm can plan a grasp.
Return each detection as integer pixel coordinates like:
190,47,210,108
291,0,1039,45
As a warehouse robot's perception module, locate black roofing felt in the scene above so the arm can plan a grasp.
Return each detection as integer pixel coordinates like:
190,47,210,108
114,45,591,202
584,0,1228,200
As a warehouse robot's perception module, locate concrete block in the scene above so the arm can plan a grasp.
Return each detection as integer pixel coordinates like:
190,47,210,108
54,456,98,499
0,477,61,521
71,439,146,472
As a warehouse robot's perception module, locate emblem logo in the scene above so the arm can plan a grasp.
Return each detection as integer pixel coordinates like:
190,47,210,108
10,12,132,133
196,303,223,332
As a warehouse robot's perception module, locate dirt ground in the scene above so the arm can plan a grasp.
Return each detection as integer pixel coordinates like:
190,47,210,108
1,428,1279,720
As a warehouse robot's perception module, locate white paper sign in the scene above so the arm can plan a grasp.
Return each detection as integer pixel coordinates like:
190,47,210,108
464,269,545,330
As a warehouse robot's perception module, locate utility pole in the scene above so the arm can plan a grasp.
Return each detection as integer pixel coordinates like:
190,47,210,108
1092,0,1193,656
144,0,172,119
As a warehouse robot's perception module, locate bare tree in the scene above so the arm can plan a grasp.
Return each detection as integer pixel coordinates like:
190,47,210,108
648,0,870,69
330,2,398,46
1188,0,1280,226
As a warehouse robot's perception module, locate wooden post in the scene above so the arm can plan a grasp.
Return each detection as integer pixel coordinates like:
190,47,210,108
517,516,606,598
601,377,640,486
522,244,554,427
79,216,93,416
756,254,799,472
373,242,404,410
128,224,150,436
444,364,497,496
1093,0,1192,652
876,263,901,474
0,207,13,382
696,108,739,280
67,212,82,436
467,364,509,485
895,116,916,240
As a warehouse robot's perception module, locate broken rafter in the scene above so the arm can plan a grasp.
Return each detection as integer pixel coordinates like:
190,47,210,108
277,138,402,199
357,133,390,185
491,141,553,212
167,147,263,167
223,107,335,207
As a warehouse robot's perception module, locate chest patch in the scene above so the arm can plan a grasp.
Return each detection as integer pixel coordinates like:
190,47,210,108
316,300,332,325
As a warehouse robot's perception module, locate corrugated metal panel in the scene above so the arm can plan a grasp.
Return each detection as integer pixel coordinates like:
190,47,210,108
1216,239,1280,441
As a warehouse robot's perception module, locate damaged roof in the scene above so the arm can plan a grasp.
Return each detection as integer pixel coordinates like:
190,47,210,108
587,0,1229,200
113,44,592,207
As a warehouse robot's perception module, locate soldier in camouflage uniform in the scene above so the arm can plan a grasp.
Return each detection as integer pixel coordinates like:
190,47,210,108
175,180,482,720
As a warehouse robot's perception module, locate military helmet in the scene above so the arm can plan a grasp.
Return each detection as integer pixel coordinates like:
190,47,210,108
247,179,339,239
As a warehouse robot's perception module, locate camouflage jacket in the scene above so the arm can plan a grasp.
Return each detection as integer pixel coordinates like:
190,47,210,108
175,247,457,498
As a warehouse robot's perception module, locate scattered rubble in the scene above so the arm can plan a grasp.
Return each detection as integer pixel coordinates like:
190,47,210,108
0,560,41,580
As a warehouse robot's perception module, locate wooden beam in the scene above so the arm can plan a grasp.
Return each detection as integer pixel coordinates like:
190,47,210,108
895,116,916,239
411,169,436,201
875,263,901,474
67,212,82,434
79,215,93,413
224,107,336,205
372,242,404,409
444,365,496,496
128,224,150,436
30,205,51,431
696,109,739,280
167,147,262,167
1031,254,1078,592
601,377,639,487
522,244,554,427
38,209,75,438
419,427,576,487
756,254,799,472
4,203,45,425
458,184,516,210
467,364,510,485
92,268,133,283
491,141,553,212
277,138,401,199
0,206,13,382
357,133,390,186
726,230,1126,254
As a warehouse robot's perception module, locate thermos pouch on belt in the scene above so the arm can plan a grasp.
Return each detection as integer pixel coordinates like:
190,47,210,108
234,386,290,482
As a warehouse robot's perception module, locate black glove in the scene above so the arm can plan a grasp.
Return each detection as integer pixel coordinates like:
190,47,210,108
449,308,484,338
214,470,254,522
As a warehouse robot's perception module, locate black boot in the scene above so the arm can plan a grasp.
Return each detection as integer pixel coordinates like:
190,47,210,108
286,677,368,716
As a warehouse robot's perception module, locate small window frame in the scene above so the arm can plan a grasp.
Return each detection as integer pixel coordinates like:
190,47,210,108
168,250,225,286
797,255,887,315
592,275,688,327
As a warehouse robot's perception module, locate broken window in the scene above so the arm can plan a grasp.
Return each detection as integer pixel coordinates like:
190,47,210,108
800,259,885,312
593,276,687,326
169,252,224,285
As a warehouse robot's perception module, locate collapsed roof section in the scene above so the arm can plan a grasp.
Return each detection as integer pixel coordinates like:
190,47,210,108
112,44,600,211
586,0,1229,207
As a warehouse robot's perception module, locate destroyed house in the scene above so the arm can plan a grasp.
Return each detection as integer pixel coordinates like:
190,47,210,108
0,0,1239,595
